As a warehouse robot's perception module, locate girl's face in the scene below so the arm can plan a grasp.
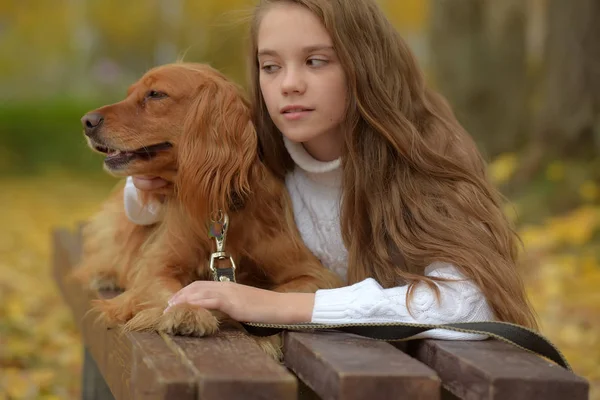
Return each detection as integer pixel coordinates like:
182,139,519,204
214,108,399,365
257,2,348,161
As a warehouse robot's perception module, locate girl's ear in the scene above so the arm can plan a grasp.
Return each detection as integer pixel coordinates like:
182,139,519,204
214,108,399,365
176,80,258,220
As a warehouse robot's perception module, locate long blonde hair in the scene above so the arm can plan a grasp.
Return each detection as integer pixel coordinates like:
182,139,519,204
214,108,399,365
248,0,537,329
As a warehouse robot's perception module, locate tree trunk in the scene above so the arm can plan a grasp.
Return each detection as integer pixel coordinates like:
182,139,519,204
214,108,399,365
531,0,600,159
429,0,528,160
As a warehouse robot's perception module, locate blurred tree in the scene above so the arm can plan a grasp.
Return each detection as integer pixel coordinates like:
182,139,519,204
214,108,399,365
524,0,600,172
429,0,528,160
183,0,253,86
381,0,428,32
87,0,161,81
0,1,75,97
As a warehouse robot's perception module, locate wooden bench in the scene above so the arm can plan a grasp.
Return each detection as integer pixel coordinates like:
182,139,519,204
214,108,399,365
53,226,590,400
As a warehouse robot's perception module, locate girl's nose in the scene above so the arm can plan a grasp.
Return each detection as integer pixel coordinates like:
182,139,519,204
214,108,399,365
281,68,307,95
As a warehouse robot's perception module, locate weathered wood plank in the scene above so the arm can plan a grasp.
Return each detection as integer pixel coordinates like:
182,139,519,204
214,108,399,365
284,331,441,400
407,339,589,400
82,347,115,400
53,228,109,373
53,228,198,400
52,228,88,325
172,332,297,400
104,328,132,399
129,332,198,400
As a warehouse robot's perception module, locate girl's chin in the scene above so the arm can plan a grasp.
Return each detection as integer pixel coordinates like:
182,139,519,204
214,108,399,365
280,132,318,144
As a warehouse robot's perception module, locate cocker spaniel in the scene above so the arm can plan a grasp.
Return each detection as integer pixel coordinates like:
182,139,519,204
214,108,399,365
72,63,342,358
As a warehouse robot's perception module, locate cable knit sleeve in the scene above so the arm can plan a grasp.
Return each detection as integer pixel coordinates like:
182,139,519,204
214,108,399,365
123,176,164,226
311,262,494,340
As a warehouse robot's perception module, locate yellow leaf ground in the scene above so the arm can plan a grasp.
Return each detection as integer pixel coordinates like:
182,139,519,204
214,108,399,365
0,170,598,399
0,171,113,399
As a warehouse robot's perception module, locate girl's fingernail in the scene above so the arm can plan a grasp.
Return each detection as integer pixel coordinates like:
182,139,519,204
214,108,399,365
163,306,171,315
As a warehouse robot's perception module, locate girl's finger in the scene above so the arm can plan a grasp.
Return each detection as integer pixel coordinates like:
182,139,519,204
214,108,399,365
163,295,221,314
168,290,197,306
168,282,203,304
170,286,217,305
132,176,168,191
168,281,225,306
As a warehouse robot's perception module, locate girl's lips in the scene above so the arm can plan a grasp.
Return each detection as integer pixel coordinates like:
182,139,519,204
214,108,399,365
282,110,313,120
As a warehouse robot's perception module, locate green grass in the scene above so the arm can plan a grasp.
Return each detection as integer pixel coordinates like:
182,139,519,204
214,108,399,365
0,98,110,175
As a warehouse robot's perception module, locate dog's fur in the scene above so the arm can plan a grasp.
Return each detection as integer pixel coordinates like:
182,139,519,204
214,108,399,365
72,63,342,358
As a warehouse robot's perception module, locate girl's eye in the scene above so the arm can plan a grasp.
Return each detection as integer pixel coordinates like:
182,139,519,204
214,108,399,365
307,59,328,67
261,64,280,73
146,90,167,100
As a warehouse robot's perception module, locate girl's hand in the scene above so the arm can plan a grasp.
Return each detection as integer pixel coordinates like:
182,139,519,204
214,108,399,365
164,281,315,324
132,176,168,191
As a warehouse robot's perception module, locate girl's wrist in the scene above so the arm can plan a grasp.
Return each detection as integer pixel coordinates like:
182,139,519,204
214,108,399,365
275,292,315,324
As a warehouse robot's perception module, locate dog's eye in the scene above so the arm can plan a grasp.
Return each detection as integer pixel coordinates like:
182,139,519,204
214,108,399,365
146,90,167,100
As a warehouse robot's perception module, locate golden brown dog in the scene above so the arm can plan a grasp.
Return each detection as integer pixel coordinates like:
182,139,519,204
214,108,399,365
72,63,342,357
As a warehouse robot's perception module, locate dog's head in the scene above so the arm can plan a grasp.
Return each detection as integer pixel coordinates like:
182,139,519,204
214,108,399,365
82,63,258,217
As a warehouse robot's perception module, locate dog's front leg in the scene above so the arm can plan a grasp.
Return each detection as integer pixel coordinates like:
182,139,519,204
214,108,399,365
122,274,220,337
90,276,176,330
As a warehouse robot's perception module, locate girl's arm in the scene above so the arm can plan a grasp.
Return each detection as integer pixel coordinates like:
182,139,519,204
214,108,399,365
123,176,164,225
311,262,494,340
166,261,493,340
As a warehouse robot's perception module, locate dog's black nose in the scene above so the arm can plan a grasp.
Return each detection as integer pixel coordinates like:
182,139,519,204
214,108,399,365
81,113,104,137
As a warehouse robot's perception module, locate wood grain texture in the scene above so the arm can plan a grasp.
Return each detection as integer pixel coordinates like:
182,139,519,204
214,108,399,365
173,332,297,400
408,339,589,400
284,331,440,400
82,348,115,400
129,333,197,400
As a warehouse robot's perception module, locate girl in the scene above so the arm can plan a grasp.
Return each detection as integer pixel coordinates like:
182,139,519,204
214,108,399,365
126,0,537,339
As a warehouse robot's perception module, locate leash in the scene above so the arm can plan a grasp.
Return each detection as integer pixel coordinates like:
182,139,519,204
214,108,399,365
208,210,236,282
241,320,572,370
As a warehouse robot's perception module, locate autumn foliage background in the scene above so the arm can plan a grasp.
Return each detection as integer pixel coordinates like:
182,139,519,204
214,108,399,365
1,0,599,399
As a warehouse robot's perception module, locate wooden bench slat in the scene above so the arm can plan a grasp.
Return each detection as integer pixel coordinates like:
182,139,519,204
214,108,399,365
129,333,197,400
53,228,88,325
53,228,111,375
54,228,199,399
173,333,297,400
83,348,115,400
104,328,133,399
284,331,441,400
407,339,589,400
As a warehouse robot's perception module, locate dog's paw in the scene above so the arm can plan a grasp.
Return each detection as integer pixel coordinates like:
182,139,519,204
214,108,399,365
159,303,219,337
91,297,132,327
123,307,163,332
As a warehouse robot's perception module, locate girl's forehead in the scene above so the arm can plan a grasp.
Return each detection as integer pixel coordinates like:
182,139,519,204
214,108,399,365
257,3,332,49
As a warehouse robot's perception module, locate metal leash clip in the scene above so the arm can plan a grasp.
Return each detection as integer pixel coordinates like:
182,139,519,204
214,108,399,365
208,211,236,282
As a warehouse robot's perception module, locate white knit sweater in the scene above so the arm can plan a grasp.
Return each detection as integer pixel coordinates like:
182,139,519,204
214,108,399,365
124,138,494,340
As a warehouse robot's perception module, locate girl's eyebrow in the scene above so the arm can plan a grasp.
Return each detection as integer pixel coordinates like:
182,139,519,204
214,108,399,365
257,45,334,57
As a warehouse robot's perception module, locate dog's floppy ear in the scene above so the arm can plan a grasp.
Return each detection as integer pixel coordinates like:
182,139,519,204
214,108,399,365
176,78,258,220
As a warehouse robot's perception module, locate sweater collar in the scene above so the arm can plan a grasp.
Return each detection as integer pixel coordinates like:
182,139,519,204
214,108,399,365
283,136,342,188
